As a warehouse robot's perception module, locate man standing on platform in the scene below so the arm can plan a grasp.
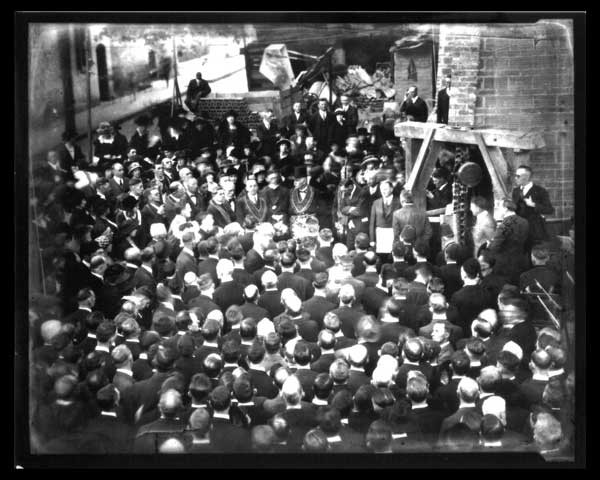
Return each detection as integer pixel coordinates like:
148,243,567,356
511,165,554,250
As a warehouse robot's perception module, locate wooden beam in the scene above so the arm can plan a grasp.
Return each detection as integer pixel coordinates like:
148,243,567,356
487,146,510,189
474,132,509,200
394,121,545,151
406,126,436,191
414,142,442,211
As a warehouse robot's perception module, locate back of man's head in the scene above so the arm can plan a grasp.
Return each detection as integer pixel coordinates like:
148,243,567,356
282,375,303,405
478,366,501,393
293,342,312,366
270,413,290,441
406,377,429,403
481,414,504,442
366,420,393,452
451,351,471,376
461,258,481,280
481,395,506,426
329,359,350,384
531,349,552,371
313,373,334,400
457,377,480,404
318,329,336,351
159,389,182,419
251,425,276,452
189,373,213,403
188,408,211,435
403,338,423,362
318,407,342,435
210,385,231,411
533,412,562,450
303,428,329,452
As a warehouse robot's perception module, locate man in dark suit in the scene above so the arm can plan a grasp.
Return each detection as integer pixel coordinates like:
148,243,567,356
277,252,312,301
82,384,133,453
450,258,495,334
355,251,380,288
337,167,370,250
370,180,400,256
207,186,234,229
196,238,220,286
132,247,157,291
426,167,453,211
122,347,177,424
435,75,452,124
330,284,365,339
488,198,530,284
213,259,245,312
285,102,309,137
280,376,319,450
400,86,429,122
246,343,279,399
175,232,197,288
392,190,432,246
512,165,554,249
107,163,129,200
433,351,472,415
519,245,561,295
338,95,359,133
257,271,285,319
438,377,482,438
405,376,445,447
439,243,463,298
240,284,270,321
311,330,338,374
315,228,335,268
302,272,336,329
207,386,250,452
185,72,211,112
309,98,335,153
59,130,86,171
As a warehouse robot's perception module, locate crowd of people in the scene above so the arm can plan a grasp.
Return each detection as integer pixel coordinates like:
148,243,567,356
28,77,574,457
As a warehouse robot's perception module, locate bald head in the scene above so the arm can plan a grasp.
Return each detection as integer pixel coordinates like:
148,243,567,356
262,270,278,289
158,437,185,454
457,377,480,404
41,320,62,344
348,344,368,367
159,389,182,418
282,375,303,405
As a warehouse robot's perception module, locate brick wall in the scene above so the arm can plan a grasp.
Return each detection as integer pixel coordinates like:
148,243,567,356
436,22,574,220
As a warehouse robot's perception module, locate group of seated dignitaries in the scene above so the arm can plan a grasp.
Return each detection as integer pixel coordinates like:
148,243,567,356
28,98,572,456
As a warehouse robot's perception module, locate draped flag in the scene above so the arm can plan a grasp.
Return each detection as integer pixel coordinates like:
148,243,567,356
259,44,295,90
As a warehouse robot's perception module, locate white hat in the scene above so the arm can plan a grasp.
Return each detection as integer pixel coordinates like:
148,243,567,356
150,223,167,238
285,294,302,313
502,341,523,361
371,366,393,386
481,396,507,426
257,317,275,338
183,271,198,285
478,308,498,329
348,344,368,366
244,284,259,298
